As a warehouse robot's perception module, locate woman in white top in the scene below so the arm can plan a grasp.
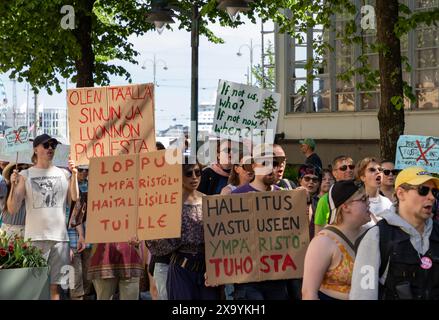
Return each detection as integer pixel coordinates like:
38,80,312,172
220,155,254,195
355,157,392,225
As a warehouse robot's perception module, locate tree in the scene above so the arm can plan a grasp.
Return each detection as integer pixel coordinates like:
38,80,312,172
0,0,238,91
252,40,275,89
254,0,438,161
376,0,404,162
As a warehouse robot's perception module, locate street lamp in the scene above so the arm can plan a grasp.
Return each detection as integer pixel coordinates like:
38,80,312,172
216,0,253,22
146,0,254,157
237,39,261,86
145,0,175,34
141,54,168,87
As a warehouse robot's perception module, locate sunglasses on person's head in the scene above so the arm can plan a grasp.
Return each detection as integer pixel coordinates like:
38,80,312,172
382,169,399,176
302,176,319,183
42,141,58,150
367,167,383,173
406,185,439,198
337,164,355,171
184,169,201,178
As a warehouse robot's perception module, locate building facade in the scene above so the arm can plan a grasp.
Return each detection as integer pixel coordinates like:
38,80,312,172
275,0,439,166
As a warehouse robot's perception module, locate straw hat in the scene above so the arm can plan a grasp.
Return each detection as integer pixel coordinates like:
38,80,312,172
2,163,31,184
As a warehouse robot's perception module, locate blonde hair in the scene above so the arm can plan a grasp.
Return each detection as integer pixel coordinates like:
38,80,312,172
355,157,379,180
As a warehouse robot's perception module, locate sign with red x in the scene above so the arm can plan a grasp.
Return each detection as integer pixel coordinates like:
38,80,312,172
4,126,30,153
396,135,439,173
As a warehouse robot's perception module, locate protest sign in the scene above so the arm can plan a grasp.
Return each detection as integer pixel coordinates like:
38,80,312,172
68,83,156,165
212,80,280,142
86,150,182,243
203,189,309,286
4,126,30,153
0,140,70,167
395,135,439,172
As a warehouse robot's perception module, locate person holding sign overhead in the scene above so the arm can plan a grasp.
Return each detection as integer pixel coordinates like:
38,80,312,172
166,157,221,300
7,134,79,300
302,180,371,300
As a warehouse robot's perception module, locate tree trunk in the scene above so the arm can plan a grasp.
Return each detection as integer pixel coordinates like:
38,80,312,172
73,0,95,88
376,0,405,162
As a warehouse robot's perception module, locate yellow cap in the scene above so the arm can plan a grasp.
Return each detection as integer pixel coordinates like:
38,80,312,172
395,166,439,189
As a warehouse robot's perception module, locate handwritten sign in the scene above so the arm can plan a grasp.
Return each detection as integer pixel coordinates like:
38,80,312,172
68,83,156,165
4,127,30,152
0,140,70,167
203,189,309,286
86,150,182,243
395,135,439,172
212,80,280,142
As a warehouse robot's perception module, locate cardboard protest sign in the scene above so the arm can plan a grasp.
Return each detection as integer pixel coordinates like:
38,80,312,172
68,83,156,165
395,135,439,172
212,80,280,142
203,189,309,286
86,150,182,243
0,140,70,167
4,127,30,152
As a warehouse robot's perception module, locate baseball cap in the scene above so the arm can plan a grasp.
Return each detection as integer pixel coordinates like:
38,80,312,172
395,166,439,189
328,180,364,224
32,134,60,148
299,138,316,149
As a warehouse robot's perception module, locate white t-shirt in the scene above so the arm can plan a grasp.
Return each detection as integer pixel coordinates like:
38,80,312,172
20,166,70,241
364,194,393,228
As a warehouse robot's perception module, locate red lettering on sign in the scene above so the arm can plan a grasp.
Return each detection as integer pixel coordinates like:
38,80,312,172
259,254,297,273
208,257,253,278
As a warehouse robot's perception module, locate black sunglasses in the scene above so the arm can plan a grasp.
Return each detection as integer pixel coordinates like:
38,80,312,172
367,167,383,173
302,176,319,183
184,169,201,178
42,141,58,150
78,168,88,173
383,169,399,176
337,164,355,171
413,185,439,198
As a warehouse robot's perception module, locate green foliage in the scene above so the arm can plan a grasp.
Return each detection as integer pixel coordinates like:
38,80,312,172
252,40,275,89
254,95,278,129
0,231,47,269
391,95,404,110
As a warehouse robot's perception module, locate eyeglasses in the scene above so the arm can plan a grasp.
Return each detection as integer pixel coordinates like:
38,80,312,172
367,167,383,173
350,194,369,203
42,141,58,150
78,168,88,173
382,169,399,176
302,176,319,183
184,169,201,178
405,185,439,198
337,165,355,171
273,157,286,167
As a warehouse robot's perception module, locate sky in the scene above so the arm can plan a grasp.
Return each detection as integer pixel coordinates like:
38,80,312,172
0,17,274,132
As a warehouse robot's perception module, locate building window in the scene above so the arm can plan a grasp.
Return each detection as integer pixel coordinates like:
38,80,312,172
287,0,439,113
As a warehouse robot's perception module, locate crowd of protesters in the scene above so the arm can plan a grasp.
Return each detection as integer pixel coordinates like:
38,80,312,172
1,134,439,300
